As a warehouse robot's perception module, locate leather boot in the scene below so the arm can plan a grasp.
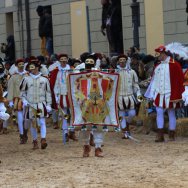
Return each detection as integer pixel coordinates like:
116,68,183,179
20,134,25,144
95,147,104,157
23,129,28,143
41,138,48,149
53,122,59,129
65,133,69,142
32,139,39,150
122,123,130,139
169,130,175,141
69,131,78,141
155,129,165,142
37,126,40,133
3,128,9,134
89,133,95,147
83,145,91,157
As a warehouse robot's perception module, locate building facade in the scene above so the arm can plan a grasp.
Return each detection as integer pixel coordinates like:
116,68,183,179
0,0,187,59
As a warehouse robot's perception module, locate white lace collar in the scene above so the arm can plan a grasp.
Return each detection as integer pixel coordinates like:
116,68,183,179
30,72,42,79
58,64,70,71
16,70,27,75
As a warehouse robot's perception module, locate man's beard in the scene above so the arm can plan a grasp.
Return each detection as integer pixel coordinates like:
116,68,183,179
85,63,95,70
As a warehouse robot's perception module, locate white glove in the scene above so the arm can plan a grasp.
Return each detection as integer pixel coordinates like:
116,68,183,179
46,105,52,113
0,112,10,121
9,101,14,108
22,100,29,108
0,103,7,112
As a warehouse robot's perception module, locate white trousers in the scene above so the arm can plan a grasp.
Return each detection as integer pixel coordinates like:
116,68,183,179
30,117,46,140
156,107,176,130
61,107,74,133
80,130,104,148
119,109,136,129
3,120,8,128
17,111,24,134
52,109,58,123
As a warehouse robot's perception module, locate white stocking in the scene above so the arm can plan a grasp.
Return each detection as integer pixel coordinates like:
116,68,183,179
52,109,58,123
156,107,164,129
39,117,46,138
127,109,136,123
62,108,68,134
168,109,176,131
93,131,104,148
119,110,126,129
30,126,37,140
17,111,23,134
3,120,8,128
79,131,90,145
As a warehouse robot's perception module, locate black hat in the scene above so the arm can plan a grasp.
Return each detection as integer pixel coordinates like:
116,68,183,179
37,55,45,64
85,54,97,63
80,52,90,63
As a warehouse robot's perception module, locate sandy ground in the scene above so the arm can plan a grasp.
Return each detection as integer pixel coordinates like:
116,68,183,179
0,122,188,188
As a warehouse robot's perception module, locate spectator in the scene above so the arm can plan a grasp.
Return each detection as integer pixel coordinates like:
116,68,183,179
131,53,145,80
1,35,15,66
101,0,123,56
36,6,48,56
139,55,155,94
43,8,53,57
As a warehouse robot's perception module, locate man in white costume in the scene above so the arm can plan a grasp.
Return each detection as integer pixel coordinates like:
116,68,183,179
7,58,28,144
117,54,141,139
50,54,77,141
145,45,184,142
20,57,52,149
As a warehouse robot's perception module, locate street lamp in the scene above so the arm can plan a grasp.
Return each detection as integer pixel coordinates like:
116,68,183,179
130,0,140,48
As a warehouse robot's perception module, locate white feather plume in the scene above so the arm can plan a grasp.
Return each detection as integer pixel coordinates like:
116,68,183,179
165,42,188,60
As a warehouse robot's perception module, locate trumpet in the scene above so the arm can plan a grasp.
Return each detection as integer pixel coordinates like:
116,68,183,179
59,105,71,120
30,106,42,128
137,95,144,102
36,109,42,118
119,116,123,122
12,114,17,123
11,106,17,125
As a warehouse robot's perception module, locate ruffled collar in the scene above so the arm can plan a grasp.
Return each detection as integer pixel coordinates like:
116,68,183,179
117,58,131,70
16,70,27,76
58,64,70,71
29,72,42,79
161,56,170,64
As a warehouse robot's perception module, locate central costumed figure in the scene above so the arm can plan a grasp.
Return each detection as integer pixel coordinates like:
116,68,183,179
68,55,119,157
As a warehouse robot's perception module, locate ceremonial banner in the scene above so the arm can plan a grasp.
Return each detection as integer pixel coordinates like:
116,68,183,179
68,70,120,127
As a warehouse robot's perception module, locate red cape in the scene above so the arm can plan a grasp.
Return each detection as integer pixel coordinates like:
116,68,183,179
49,68,59,109
169,58,184,101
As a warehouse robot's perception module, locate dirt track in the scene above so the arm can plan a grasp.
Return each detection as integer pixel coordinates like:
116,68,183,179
0,124,188,188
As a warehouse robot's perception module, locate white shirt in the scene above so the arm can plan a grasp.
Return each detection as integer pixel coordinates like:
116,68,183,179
54,64,70,96
151,56,171,96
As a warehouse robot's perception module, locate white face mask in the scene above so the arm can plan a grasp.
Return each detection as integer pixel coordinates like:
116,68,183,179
85,58,95,65
17,62,25,68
